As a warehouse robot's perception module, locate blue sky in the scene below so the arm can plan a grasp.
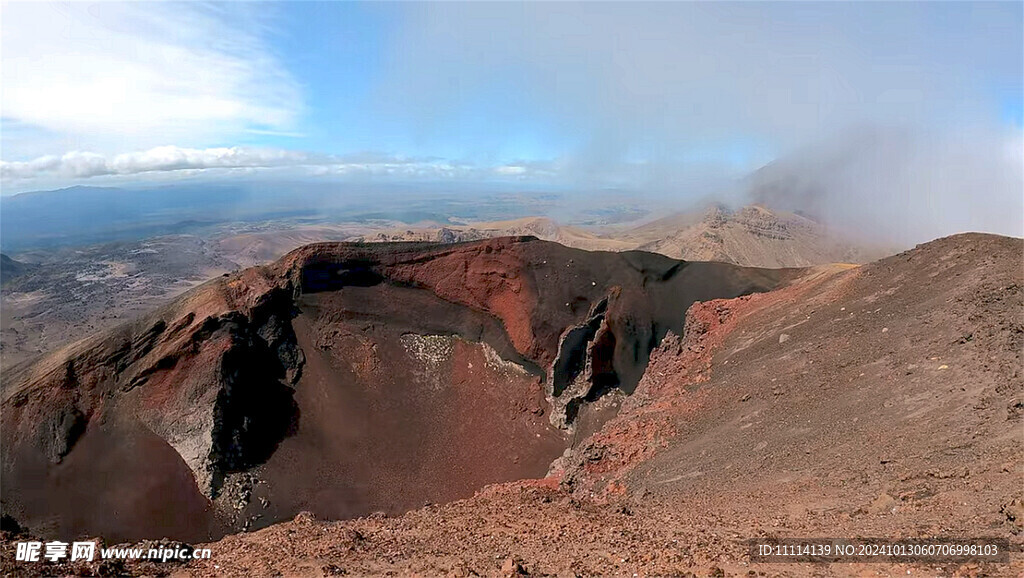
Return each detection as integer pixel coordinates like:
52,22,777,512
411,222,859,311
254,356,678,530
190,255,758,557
261,2,578,162
1,1,1021,204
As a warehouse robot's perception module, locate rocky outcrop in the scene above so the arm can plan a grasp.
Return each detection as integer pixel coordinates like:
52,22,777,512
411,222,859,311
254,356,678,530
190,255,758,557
2,279,304,503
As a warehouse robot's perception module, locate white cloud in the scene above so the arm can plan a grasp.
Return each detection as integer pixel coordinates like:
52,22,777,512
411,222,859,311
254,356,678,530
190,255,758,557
0,146,548,186
1,147,303,179
1,2,301,150
494,165,527,175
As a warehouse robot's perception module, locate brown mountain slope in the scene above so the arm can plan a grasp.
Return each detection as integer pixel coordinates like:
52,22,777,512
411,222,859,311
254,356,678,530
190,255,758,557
622,204,890,267
38,232,1013,578
0,237,792,544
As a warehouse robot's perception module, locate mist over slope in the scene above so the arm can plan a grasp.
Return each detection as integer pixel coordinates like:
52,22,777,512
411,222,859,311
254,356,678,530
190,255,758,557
744,126,1024,247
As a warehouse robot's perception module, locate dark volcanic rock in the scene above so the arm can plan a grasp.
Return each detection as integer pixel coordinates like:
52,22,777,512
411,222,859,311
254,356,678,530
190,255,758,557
37,405,85,464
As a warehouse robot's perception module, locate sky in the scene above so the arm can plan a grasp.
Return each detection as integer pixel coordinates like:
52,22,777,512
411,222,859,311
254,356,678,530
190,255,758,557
1,1,1022,240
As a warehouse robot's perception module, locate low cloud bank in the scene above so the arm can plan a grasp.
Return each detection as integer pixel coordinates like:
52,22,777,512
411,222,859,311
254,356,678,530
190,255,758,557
747,125,1023,245
0,146,536,183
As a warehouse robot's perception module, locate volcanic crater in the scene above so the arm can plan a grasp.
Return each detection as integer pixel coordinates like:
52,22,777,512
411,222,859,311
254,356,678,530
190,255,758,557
1,236,795,542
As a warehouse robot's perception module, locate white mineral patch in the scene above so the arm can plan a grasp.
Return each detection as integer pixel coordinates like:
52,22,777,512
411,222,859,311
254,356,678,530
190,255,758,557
399,334,454,368
481,342,531,377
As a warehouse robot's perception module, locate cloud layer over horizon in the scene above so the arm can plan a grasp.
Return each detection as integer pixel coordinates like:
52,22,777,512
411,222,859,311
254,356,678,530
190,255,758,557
0,145,545,188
